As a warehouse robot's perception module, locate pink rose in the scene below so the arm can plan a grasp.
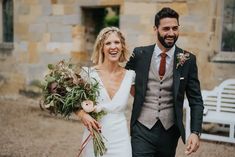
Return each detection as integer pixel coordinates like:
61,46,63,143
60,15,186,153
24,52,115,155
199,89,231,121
81,100,95,113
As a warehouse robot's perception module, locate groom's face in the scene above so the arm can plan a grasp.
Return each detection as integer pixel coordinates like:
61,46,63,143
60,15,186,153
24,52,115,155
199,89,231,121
154,18,179,49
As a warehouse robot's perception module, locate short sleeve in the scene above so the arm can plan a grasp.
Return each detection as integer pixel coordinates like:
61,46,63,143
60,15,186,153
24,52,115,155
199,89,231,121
130,70,136,85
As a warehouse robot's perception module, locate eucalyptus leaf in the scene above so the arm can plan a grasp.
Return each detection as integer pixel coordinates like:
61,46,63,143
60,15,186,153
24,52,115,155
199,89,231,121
48,64,54,70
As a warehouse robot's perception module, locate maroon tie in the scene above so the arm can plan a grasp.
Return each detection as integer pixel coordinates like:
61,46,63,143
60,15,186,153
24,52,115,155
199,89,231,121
159,52,167,80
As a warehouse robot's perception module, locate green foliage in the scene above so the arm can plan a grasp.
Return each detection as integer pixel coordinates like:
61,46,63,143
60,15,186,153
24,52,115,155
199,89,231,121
40,60,108,157
104,15,119,27
40,60,102,118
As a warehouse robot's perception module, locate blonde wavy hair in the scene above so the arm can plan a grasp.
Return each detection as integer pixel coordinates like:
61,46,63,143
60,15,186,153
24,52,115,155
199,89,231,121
91,27,130,65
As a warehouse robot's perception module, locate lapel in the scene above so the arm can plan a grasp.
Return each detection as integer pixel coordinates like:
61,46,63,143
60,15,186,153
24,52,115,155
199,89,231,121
141,44,155,98
173,46,183,101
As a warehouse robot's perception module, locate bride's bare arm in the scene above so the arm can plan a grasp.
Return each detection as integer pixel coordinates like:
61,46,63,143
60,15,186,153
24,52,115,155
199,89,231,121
76,110,101,135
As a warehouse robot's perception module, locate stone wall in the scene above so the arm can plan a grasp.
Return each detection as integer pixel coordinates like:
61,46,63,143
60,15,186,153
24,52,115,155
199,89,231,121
0,0,235,97
121,0,235,89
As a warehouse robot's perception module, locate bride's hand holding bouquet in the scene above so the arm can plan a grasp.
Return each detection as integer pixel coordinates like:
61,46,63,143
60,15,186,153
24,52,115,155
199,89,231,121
40,60,107,157
77,101,101,135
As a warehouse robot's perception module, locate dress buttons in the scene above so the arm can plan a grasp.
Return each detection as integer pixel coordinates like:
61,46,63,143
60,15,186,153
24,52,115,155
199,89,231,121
159,103,161,106
160,88,162,91
158,110,161,112
160,82,163,84
159,96,161,98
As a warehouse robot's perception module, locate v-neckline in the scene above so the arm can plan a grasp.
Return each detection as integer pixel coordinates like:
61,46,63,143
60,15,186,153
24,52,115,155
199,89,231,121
95,69,128,101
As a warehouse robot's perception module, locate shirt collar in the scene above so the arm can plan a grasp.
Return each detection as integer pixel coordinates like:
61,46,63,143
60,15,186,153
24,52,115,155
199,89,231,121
154,44,175,58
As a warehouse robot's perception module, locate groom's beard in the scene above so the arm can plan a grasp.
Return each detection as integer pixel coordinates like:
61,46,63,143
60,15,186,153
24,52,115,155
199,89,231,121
157,31,178,49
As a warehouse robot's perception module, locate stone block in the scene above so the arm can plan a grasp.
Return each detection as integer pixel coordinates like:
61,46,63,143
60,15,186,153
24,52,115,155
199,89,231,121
29,24,47,33
40,52,70,66
15,23,29,40
0,73,25,95
42,33,51,43
120,15,140,29
18,15,34,24
42,6,52,16
157,2,188,16
40,0,51,6
122,33,141,51
72,25,85,38
46,42,72,54
19,42,28,52
177,36,189,48
58,0,76,4
72,36,85,52
180,22,196,33
187,0,210,16
140,14,154,26
60,43,73,54
70,51,89,63
46,42,61,53
24,0,39,5
28,42,39,64
30,5,42,16
181,16,207,33
123,2,156,15
17,51,28,63
52,4,64,15
28,32,43,42
48,16,63,23
27,64,47,83
51,0,58,4
64,5,75,15
48,24,71,33
37,42,46,53
100,0,123,5
76,0,99,6
51,32,72,42
137,34,153,45
62,14,80,25
18,5,30,15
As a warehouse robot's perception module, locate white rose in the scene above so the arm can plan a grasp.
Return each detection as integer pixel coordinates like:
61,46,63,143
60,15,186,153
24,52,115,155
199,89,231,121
81,100,95,113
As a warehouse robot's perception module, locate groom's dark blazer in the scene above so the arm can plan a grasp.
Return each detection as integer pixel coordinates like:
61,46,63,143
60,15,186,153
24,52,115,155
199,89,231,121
125,44,204,143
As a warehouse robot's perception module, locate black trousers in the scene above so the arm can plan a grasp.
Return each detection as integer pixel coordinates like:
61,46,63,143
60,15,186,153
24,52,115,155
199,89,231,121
131,120,180,157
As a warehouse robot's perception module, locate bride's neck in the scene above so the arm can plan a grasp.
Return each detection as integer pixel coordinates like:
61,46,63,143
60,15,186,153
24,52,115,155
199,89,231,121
96,62,121,73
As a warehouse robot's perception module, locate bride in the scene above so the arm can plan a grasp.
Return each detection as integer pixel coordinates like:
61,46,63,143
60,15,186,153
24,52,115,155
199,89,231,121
77,27,135,157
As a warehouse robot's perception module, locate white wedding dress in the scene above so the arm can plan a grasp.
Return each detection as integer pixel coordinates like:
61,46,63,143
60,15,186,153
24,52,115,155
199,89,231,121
80,67,135,157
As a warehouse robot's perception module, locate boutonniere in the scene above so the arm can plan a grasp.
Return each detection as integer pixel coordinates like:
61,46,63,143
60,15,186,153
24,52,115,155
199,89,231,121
176,51,190,69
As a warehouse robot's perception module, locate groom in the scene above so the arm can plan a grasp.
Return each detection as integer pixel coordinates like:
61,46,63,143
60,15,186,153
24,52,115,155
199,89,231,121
126,7,204,157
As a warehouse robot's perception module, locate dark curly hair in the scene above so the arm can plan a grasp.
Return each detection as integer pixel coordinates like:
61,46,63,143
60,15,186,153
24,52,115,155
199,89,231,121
154,7,179,27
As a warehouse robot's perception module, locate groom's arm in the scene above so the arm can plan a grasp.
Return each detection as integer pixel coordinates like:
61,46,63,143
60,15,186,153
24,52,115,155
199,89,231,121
185,54,204,133
125,48,137,71
126,48,137,97
185,54,204,155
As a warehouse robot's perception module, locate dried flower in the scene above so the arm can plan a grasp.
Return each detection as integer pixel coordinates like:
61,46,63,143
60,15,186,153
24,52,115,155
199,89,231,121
40,60,107,157
176,51,190,69
81,100,95,113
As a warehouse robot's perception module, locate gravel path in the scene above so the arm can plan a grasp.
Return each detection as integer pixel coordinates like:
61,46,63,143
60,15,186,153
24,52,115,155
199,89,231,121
0,96,234,157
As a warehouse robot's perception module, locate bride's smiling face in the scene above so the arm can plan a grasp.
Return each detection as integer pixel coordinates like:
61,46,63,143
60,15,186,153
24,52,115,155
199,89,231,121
103,32,122,63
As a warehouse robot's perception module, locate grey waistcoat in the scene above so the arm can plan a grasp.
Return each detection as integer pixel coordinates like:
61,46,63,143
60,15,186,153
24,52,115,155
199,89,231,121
138,52,175,130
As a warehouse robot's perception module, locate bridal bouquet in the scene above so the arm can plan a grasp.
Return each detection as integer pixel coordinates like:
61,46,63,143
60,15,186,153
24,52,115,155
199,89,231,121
40,60,107,157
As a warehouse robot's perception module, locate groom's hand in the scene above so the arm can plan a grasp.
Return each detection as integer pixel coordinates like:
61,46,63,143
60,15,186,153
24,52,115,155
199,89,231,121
185,133,200,155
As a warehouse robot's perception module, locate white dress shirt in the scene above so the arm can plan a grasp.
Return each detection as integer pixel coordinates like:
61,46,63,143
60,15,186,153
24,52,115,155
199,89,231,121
153,44,175,72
